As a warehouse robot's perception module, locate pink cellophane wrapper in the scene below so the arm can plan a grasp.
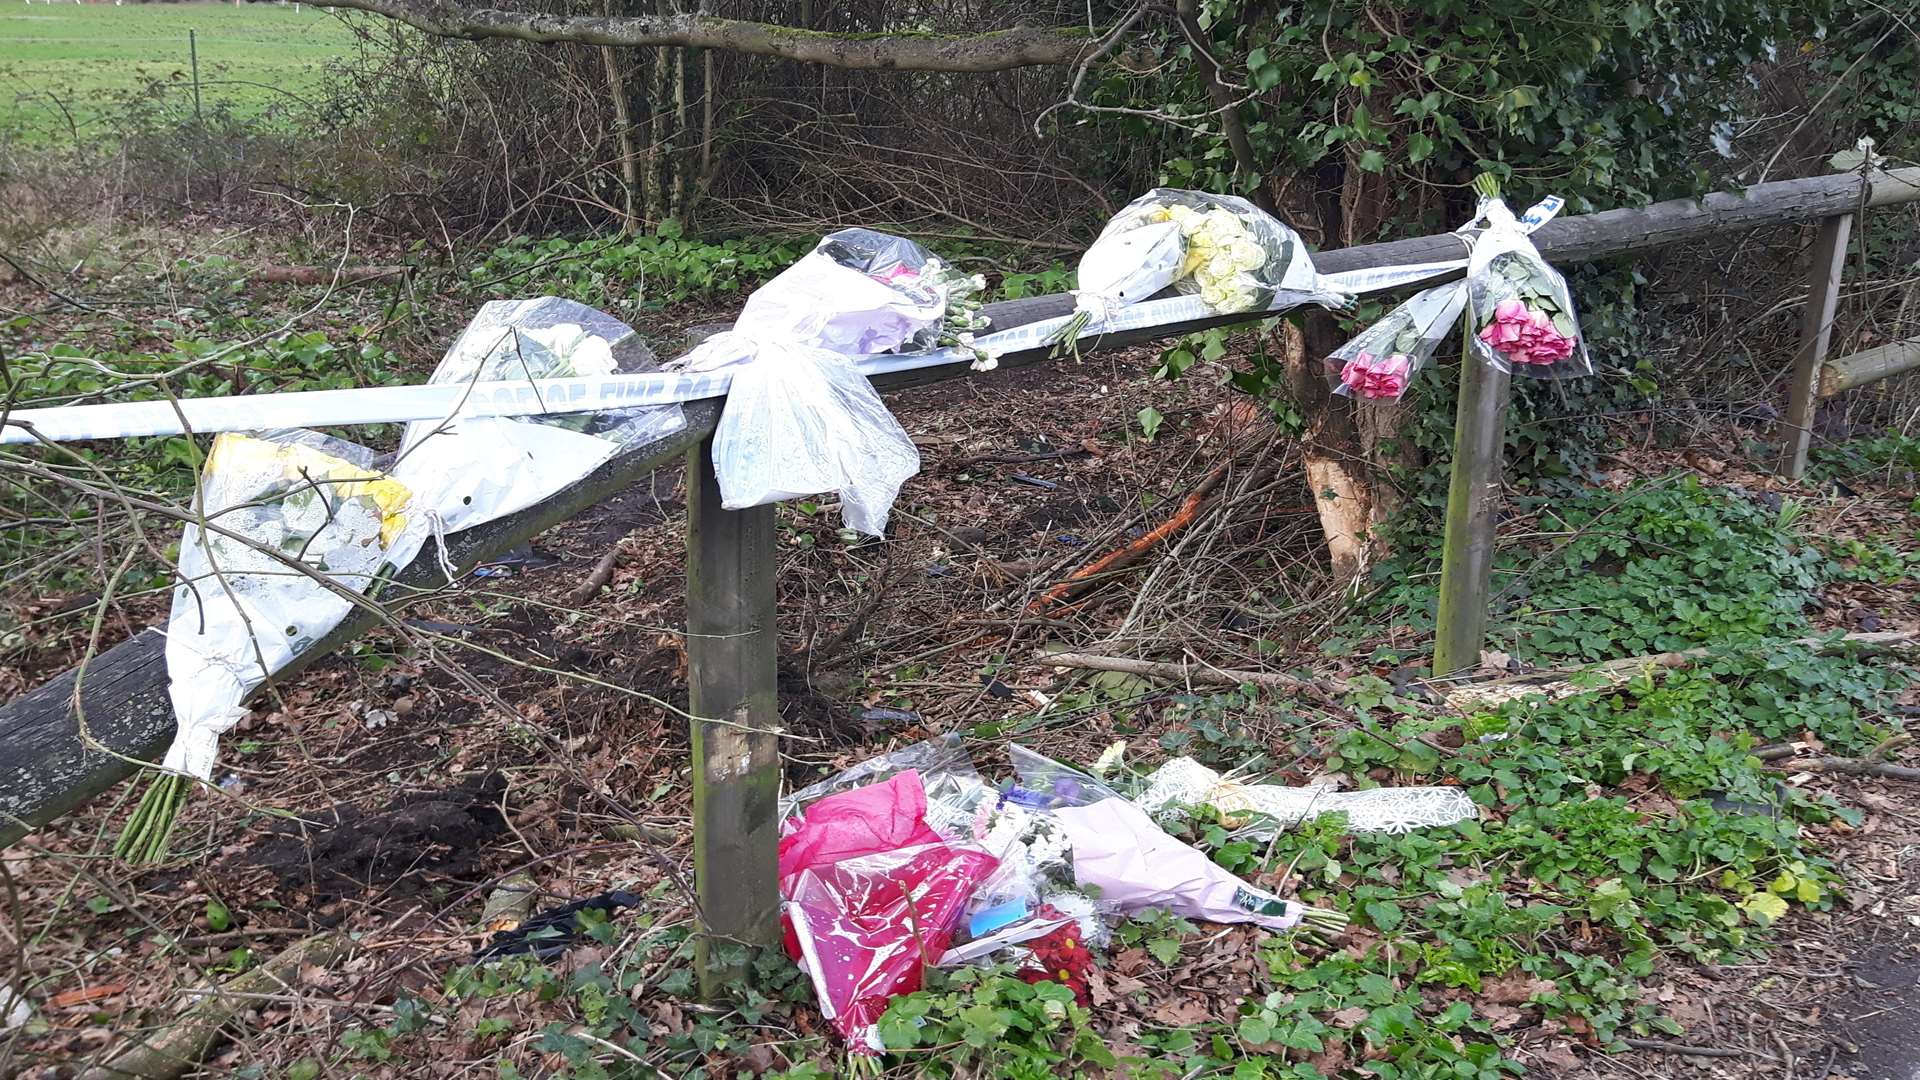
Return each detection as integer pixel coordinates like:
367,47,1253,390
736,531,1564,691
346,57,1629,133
786,843,1000,1052
1051,796,1304,930
778,770,945,882
778,769,999,1051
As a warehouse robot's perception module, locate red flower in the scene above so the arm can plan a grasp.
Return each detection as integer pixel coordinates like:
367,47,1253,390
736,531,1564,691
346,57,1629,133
1016,922,1093,1005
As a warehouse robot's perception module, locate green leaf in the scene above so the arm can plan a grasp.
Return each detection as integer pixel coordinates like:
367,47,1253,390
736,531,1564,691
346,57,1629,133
1237,1015,1274,1045
1741,891,1789,924
205,898,232,932
1357,149,1387,173
1137,406,1164,443
1147,936,1182,965
1408,132,1436,163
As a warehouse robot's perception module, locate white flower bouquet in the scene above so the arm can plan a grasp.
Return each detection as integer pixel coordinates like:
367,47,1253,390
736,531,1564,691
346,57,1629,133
120,430,411,862
1055,188,1332,353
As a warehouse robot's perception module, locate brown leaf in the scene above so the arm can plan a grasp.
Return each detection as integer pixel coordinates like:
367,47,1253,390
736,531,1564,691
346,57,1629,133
49,983,125,1008
1481,1003,1527,1031
1087,966,1114,1008
1482,973,1556,1005
1536,1041,1581,1069
1330,1006,1370,1028
1150,998,1212,1026
1306,1041,1351,1075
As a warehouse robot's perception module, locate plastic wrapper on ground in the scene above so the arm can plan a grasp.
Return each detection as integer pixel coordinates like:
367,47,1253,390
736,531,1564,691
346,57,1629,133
1050,795,1308,931
786,842,1000,1052
1138,757,1480,835
777,767,998,1051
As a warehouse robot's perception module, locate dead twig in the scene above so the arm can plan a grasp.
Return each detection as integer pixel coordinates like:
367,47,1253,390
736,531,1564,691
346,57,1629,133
1038,650,1337,703
76,933,345,1080
1026,459,1232,612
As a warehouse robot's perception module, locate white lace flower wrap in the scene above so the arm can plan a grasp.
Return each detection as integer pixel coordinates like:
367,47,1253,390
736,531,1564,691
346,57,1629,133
1138,757,1479,835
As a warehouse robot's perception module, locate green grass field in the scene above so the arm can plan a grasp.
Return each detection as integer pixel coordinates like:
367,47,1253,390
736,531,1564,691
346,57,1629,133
0,1,356,138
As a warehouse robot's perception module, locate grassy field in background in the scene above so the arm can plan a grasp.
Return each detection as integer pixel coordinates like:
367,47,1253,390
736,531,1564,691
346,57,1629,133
0,1,356,138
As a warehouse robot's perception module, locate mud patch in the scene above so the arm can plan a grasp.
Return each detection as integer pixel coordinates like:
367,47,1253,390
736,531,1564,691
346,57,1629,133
242,772,507,905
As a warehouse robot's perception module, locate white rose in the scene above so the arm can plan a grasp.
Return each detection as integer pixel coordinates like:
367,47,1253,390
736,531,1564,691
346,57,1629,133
1208,253,1238,279
1232,239,1266,269
1200,283,1227,307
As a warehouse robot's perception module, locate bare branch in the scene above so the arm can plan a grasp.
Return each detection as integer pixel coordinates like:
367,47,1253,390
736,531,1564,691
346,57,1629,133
325,0,1098,72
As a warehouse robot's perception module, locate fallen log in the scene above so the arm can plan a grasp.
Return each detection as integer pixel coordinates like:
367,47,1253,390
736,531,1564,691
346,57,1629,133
75,932,344,1080
1440,630,1917,710
1775,757,1920,782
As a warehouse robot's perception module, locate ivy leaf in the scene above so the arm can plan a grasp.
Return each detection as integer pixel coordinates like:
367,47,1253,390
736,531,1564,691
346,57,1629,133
1408,132,1436,163
1357,149,1388,173
1147,937,1182,966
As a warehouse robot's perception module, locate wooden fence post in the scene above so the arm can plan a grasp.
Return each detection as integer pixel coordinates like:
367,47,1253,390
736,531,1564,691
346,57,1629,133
685,436,782,994
1430,355,1513,677
1778,213,1852,479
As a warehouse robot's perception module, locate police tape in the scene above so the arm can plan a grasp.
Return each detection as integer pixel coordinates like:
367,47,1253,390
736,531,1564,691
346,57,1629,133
1,260,1464,445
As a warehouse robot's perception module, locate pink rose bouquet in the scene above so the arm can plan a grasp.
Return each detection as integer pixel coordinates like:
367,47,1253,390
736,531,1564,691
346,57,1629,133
1472,252,1580,370
1325,282,1466,403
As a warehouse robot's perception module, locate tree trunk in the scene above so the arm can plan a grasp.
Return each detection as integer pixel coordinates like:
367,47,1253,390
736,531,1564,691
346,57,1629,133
599,44,642,234
671,41,689,221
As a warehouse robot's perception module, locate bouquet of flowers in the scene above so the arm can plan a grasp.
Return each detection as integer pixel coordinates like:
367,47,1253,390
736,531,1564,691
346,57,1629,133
119,430,411,863
670,227,1005,534
1326,283,1468,402
1054,189,1335,353
816,229,996,370
1462,175,1591,378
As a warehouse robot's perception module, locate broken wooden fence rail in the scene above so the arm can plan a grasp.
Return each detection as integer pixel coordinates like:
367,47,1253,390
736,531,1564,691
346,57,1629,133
1818,336,1920,398
7,166,1920,993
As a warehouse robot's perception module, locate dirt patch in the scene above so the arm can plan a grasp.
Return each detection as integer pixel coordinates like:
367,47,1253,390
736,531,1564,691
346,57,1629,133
1822,847,1920,1080
241,771,507,907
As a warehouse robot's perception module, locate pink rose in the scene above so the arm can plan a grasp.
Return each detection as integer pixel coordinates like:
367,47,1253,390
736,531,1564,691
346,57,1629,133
1338,351,1413,399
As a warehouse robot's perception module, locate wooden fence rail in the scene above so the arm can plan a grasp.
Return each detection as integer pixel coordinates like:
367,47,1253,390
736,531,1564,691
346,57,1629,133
5,167,1920,989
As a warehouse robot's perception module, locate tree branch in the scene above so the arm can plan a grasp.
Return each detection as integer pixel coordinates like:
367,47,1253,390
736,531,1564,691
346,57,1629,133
324,0,1098,71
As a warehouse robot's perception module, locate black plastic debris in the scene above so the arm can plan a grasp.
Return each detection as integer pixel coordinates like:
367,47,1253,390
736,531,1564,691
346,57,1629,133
859,707,923,727
476,889,644,961
473,544,562,579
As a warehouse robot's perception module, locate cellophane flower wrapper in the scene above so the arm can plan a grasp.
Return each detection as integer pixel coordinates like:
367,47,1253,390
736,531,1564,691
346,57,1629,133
777,767,998,1052
163,430,410,778
1071,189,1345,330
386,298,687,577
1009,746,1310,931
786,843,1000,1053
1464,196,1592,379
1326,283,1467,402
671,227,960,534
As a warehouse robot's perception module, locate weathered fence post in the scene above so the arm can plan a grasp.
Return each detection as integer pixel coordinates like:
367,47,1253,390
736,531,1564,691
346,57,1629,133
1778,213,1852,478
685,437,782,994
1430,353,1513,677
